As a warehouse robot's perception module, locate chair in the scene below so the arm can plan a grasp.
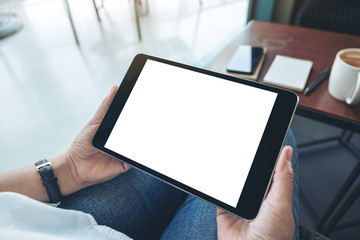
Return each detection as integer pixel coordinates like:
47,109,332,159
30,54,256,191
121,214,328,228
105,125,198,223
293,0,360,36
64,0,144,45
0,13,22,39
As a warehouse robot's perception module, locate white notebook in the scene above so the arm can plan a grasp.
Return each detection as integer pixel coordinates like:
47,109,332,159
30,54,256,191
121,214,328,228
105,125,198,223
264,55,313,92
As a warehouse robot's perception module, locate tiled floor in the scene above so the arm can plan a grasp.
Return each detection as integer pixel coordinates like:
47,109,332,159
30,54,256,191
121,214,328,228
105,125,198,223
0,0,248,171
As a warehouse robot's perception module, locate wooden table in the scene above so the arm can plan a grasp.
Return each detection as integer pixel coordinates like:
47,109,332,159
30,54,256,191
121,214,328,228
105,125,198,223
205,20,360,133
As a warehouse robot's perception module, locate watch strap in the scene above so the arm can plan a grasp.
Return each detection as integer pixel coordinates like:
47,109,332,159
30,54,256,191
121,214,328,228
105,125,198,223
35,159,62,203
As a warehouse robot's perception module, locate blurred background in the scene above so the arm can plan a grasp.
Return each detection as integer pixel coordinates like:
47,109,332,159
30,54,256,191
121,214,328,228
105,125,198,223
0,0,248,169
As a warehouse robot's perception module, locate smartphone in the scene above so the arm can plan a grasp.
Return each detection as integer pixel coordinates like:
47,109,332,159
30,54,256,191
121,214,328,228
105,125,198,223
226,45,264,74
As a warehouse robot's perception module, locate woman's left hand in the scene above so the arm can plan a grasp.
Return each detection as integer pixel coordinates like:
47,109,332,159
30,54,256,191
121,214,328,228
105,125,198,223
0,86,130,202
55,86,131,195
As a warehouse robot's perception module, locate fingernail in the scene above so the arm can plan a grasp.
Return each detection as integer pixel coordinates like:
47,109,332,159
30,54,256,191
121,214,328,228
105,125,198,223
286,147,293,161
109,86,116,94
286,147,293,173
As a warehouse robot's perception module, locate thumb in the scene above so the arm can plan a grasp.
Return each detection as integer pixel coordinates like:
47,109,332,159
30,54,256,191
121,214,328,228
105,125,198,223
89,86,119,125
266,146,294,204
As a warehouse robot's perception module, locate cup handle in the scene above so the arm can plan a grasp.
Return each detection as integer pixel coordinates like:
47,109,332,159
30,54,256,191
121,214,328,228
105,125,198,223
346,72,360,105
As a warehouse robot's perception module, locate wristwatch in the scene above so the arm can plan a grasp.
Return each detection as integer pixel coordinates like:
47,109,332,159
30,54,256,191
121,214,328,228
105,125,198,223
35,159,62,203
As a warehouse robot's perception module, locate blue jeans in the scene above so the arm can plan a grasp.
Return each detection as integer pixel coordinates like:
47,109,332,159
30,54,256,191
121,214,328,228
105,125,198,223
59,130,299,240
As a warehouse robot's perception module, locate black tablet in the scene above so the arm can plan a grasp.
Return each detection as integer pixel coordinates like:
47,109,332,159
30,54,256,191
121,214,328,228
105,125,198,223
93,54,298,220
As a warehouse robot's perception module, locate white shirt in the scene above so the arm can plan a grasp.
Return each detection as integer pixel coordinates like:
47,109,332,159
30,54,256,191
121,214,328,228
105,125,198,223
0,192,131,240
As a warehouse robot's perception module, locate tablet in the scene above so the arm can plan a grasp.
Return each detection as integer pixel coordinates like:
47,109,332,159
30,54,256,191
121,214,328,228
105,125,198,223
93,54,298,220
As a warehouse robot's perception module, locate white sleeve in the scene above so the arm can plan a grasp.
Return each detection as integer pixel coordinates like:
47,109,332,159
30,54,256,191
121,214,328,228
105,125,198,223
0,192,131,240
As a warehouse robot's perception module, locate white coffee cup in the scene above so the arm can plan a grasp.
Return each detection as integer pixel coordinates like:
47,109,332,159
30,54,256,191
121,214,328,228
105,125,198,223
328,48,360,105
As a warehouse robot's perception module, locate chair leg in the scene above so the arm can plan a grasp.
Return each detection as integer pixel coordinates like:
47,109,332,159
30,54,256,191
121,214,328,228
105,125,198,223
139,0,149,16
64,0,79,45
134,0,142,41
92,0,101,23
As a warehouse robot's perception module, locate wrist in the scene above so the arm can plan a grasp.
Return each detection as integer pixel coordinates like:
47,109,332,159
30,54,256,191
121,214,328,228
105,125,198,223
35,159,62,203
49,153,81,196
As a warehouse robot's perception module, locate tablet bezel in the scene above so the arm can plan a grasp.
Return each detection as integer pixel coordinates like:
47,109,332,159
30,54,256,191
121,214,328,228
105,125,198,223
92,53,298,220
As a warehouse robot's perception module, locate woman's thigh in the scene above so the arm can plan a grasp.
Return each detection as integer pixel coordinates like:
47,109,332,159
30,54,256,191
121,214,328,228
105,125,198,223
161,195,217,240
59,168,187,240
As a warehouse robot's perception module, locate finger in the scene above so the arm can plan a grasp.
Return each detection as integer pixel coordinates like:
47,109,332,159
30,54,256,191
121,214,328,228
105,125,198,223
216,208,241,223
216,208,226,217
267,146,294,204
89,86,119,125
216,207,244,234
216,208,238,224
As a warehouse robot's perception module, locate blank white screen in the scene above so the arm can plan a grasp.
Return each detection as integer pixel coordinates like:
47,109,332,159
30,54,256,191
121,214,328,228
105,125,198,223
105,59,277,207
